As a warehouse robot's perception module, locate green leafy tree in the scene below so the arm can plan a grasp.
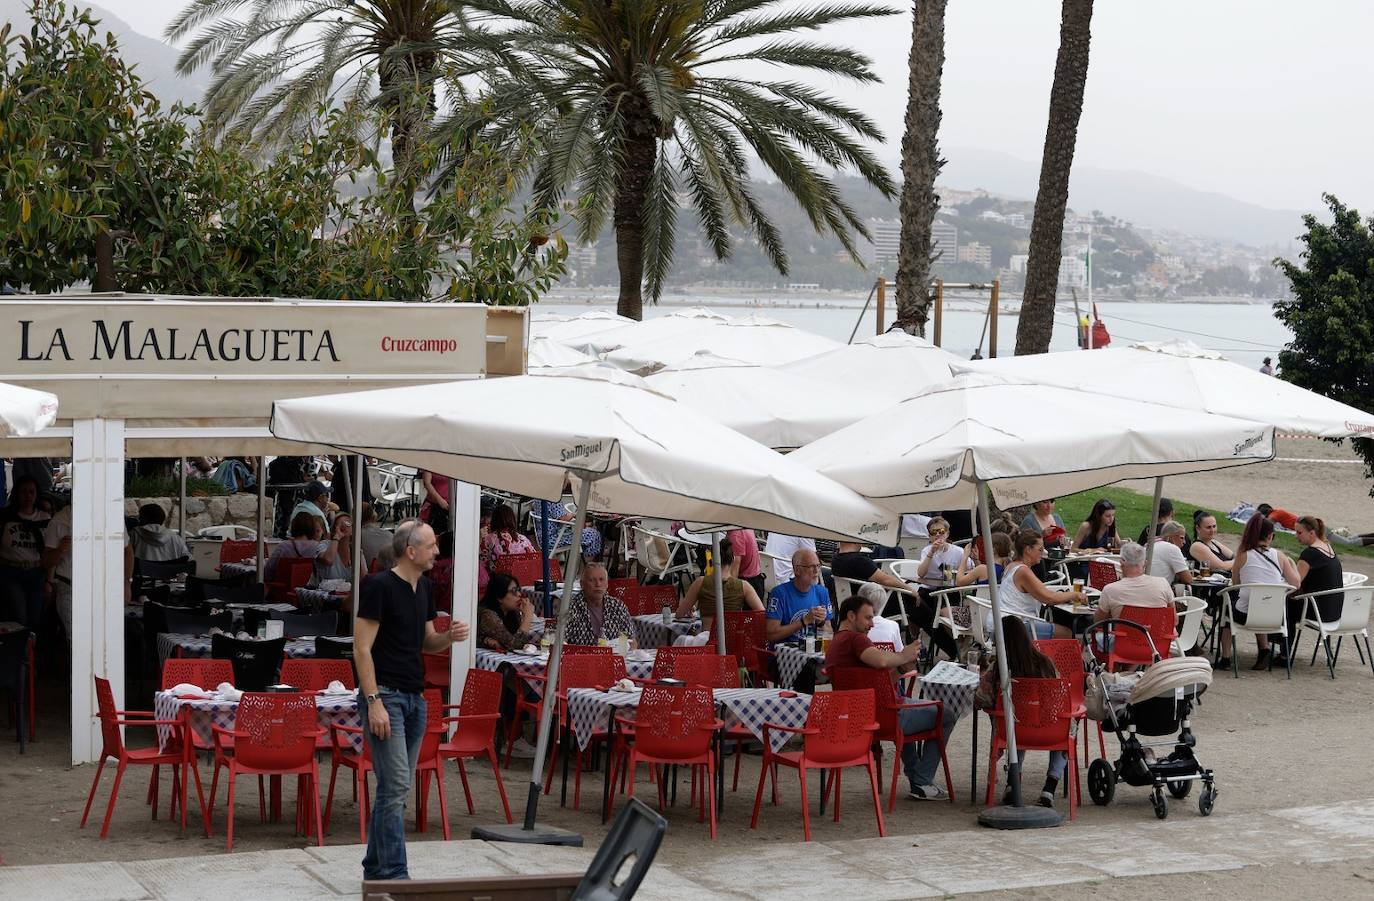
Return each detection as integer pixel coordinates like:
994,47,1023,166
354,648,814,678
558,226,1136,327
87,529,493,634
435,0,898,319
1274,194,1374,493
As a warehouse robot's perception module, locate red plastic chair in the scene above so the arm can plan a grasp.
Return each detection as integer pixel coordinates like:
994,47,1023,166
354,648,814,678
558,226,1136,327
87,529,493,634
439,669,513,823
724,610,771,686
1105,605,1176,672
209,692,324,849
503,552,562,587
618,584,680,617
161,659,234,692
540,654,622,809
505,644,622,767
671,654,755,791
613,685,722,838
219,539,257,567
1087,559,1122,591
81,676,208,839
648,645,713,680
984,677,1079,819
750,689,884,841
267,557,315,605
830,666,952,811
607,577,638,598
422,652,451,690
412,688,453,838
279,659,356,692
1033,638,1105,769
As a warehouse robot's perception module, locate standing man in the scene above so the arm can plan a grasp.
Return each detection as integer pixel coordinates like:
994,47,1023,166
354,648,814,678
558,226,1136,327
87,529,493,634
355,519,470,881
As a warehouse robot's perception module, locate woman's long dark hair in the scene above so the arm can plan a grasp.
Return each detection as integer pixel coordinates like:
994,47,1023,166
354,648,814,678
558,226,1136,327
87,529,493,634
1239,512,1275,553
1000,615,1058,679
491,503,520,536
480,572,523,634
1086,499,1116,541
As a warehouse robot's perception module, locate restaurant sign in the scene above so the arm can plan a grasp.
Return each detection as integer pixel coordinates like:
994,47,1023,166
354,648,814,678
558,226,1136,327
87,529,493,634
0,298,493,419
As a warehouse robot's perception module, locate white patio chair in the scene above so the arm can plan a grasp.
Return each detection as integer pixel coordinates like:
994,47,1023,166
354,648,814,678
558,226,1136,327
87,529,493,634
1292,586,1374,679
884,559,923,584
1171,595,1208,656
1216,583,1292,678
760,551,789,595
969,594,1043,647
632,525,694,590
1343,572,1369,587
929,585,977,647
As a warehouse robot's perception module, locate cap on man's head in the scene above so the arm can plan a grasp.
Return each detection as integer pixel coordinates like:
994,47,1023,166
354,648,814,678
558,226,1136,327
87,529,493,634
305,481,331,501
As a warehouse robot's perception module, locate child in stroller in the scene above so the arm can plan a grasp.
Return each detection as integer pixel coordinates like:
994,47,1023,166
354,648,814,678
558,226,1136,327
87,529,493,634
1084,619,1217,819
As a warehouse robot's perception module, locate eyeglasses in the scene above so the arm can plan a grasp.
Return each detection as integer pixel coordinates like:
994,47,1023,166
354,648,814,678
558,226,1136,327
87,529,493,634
928,528,948,536
795,563,821,571
507,587,522,596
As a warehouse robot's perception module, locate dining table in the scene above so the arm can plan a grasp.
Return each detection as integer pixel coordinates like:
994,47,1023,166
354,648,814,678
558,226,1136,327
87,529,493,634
156,632,349,665
630,614,700,649
474,648,658,696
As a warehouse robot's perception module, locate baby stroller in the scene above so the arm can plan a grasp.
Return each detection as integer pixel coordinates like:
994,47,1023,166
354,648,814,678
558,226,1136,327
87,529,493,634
1083,620,1216,819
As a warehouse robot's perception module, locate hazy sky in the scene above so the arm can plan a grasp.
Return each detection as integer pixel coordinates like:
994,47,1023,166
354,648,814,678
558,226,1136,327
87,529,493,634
97,0,1371,211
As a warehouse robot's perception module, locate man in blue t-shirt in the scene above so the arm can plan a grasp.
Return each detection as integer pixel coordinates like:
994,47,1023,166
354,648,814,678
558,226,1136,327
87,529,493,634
766,547,832,648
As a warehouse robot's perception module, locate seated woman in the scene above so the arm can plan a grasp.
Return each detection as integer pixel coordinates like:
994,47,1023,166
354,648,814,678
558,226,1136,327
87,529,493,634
1189,510,1235,573
314,513,353,584
1215,513,1299,671
996,530,1076,639
1020,499,1065,538
1283,515,1343,666
264,511,342,584
956,531,1012,587
477,572,537,652
1072,499,1119,553
484,503,536,571
675,539,763,634
975,615,1069,809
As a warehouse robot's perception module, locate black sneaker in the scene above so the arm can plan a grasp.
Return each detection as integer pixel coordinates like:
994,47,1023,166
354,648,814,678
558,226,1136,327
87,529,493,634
1037,792,1055,809
1211,657,1231,670
1250,648,1272,671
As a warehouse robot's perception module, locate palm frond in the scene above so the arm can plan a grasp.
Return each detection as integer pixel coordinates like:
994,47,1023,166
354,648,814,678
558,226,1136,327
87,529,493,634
640,152,678,302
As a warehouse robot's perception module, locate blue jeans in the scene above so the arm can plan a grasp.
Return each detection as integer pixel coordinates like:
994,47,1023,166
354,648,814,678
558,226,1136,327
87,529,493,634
360,688,426,881
1017,749,1068,782
898,702,960,787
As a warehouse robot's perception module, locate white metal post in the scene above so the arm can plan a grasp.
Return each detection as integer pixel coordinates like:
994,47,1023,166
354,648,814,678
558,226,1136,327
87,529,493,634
70,418,126,764
448,480,480,709
351,457,364,629
256,457,266,580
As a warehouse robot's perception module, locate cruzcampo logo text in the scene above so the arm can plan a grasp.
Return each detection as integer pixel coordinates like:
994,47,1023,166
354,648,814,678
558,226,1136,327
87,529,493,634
560,441,604,463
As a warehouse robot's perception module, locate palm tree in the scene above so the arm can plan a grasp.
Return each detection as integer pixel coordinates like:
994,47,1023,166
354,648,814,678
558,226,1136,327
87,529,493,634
894,0,947,336
434,0,898,320
1015,0,1094,355
165,1,463,165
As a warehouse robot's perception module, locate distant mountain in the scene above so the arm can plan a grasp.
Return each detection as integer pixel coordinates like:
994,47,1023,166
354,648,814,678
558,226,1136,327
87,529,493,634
1,0,209,110
933,146,1311,248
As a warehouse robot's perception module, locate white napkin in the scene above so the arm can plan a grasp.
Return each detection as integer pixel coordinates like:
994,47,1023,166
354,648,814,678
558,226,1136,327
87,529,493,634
608,678,639,693
319,579,351,592
169,682,205,695
215,682,243,701
673,632,712,648
320,679,352,696
625,649,656,662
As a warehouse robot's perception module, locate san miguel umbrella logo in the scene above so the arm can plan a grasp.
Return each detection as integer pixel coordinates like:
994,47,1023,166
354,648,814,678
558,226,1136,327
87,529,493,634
1233,433,1265,456
924,460,959,489
560,441,606,464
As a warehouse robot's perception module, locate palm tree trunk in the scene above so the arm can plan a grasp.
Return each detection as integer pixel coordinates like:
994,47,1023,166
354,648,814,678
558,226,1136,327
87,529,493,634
1015,0,1094,356
894,0,948,336
613,98,658,321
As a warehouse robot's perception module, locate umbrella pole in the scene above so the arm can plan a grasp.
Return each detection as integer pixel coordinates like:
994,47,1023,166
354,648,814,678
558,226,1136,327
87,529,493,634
712,532,727,654
255,457,266,582
179,457,187,536
351,458,364,630
976,480,1062,829
474,479,588,846
540,503,553,618
1144,477,1164,570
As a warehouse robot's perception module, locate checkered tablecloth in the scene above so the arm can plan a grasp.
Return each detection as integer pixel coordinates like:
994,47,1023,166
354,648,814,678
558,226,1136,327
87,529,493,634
156,632,335,664
294,587,347,610
153,690,363,752
474,649,655,697
223,602,297,615
774,645,826,689
631,614,699,649
218,562,258,578
565,686,811,752
918,660,980,719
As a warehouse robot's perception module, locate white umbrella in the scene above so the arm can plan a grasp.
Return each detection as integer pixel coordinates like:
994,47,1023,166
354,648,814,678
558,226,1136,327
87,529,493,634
646,351,893,450
955,340,1374,438
526,336,599,371
574,306,730,355
0,382,59,437
779,330,961,398
271,364,897,838
789,371,1274,820
603,313,840,374
528,309,633,343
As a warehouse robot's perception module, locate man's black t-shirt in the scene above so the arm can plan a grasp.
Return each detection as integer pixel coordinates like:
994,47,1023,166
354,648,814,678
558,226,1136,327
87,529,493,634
831,551,879,581
357,570,436,693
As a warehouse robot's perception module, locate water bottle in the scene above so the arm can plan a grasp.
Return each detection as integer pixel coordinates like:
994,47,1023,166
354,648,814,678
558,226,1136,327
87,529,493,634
661,603,673,626
966,645,981,674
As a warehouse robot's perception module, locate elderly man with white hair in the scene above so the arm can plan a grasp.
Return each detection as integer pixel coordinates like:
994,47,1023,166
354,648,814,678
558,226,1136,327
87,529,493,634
856,582,906,651
1148,521,1194,588
564,561,635,647
1095,541,1174,623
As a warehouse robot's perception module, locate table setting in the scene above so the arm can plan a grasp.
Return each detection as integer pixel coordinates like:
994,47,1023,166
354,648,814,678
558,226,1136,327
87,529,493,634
630,613,700,649
154,680,361,752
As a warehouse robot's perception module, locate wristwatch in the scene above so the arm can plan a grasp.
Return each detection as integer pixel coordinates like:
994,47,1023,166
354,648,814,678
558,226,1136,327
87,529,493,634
365,692,380,704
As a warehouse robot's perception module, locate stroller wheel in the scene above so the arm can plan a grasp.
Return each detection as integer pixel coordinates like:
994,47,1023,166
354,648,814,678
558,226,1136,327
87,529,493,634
1167,779,1193,800
1088,759,1115,806
1151,787,1169,820
1198,786,1217,816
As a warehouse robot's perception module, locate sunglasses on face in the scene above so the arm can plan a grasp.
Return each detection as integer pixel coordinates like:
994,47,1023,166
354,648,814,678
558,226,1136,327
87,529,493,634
929,528,948,536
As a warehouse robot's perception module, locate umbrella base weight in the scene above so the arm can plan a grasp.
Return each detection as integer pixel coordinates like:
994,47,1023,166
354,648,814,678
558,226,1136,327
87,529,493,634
471,823,585,846
977,804,1064,830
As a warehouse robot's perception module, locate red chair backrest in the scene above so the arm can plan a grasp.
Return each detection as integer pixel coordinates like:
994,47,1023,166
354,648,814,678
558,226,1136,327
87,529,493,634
502,553,561,586
282,558,315,589
423,652,451,689
162,658,235,691
233,692,319,769
1087,560,1121,591
649,645,712,679
433,614,453,634
564,644,612,656
607,578,638,597
1008,677,1072,746
558,654,620,694
220,539,257,565
619,585,679,617
803,689,877,765
279,658,355,691
872,642,896,653
445,669,503,752
427,558,454,613
830,666,899,734
417,688,446,761
1113,604,1177,663
632,685,716,758
1032,639,1085,707
724,610,766,672
94,676,124,756
672,654,741,689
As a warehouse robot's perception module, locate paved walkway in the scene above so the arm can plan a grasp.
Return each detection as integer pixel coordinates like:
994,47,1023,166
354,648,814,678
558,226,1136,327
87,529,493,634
6,798,1374,900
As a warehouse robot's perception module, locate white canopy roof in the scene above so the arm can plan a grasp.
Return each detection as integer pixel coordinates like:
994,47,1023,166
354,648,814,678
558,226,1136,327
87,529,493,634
789,372,1276,512
573,307,731,356
956,341,1374,439
526,336,599,371
646,352,893,450
0,382,59,437
602,313,840,374
779,330,960,399
270,364,898,543
528,309,634,343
